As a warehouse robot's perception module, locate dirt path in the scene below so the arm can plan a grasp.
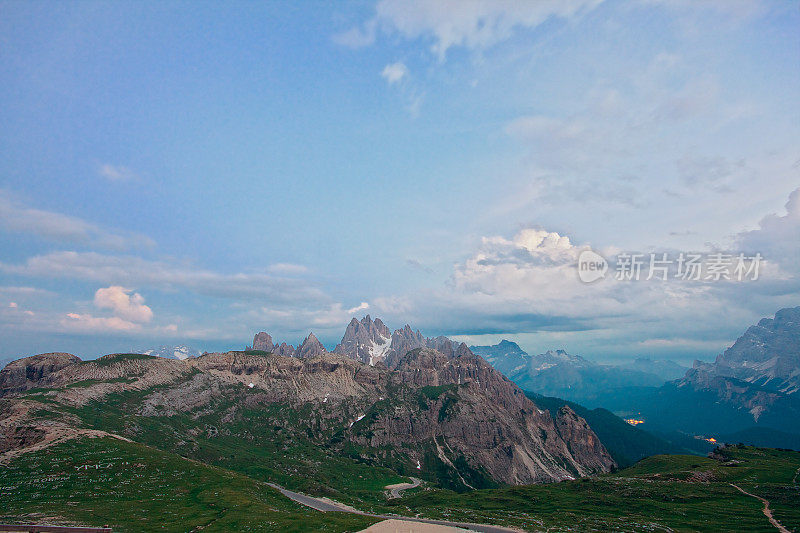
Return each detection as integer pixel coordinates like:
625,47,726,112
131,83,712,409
268,482,521,533
385,477,422,499
729,483,789,533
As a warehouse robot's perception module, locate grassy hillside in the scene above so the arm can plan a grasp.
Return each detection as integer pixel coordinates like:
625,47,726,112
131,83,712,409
0,436,379,532
30,378,410,507
386,446,800,532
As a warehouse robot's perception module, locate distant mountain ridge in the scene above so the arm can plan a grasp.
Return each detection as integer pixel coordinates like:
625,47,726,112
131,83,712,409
693,306,800,395
608,307,800,443
470,341,686,406
249,315,459,368
141,345,201,360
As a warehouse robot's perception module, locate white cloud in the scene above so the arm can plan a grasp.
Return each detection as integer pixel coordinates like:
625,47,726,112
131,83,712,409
94,286,153,323
0,251,326,304
98,164,139,182
0,189,154,250
347,302,369,314
8,302,17,308
381,62,409,85
372,0,604,60
62,312,139,332
59,286,153,335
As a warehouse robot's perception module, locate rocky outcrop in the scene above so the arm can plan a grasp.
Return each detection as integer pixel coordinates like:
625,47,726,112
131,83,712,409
694,306,800,395
0,353,81,397
554,405,616,474
333,315,392,365
353,345,615,484
295,333,327,359
274,342,295,357
387,325,426,367
252,332,275,352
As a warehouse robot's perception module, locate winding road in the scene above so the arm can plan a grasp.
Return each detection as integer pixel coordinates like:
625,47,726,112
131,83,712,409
267,482,520,533
385,477,422,499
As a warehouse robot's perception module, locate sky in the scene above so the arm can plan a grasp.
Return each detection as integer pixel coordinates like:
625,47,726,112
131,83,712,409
0,0,798,364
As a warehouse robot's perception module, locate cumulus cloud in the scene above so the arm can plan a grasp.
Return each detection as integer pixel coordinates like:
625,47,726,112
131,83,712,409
735,187,800,271
93,286,153,323
0,189,154,250
381,62,409,84
350,0,604,60
453,229,585,297
368,214,800,357
59,286,153,334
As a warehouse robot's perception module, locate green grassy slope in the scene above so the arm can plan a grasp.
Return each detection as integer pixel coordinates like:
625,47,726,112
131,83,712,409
0,436,379,532
24,376,414,508
385,446,800,532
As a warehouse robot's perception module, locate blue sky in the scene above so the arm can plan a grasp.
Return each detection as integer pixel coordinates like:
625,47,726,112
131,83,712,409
1,0,798,363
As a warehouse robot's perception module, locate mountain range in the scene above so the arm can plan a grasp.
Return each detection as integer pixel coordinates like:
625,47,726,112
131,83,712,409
470,342,687,407
0,318,619,491
2,311,799,530
249,315,462,369
598,307,800,444
140,344,202,360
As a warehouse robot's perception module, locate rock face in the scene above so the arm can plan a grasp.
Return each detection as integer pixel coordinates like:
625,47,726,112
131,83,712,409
353,344,615,484
0,335,615,487
0,353,81,397
554,406,616,474
273,342,295,357
328,316,458,368
694,306,800,395
295,333,327,359
252,332,275,352
617,307,800,438
333,315,392,365
387,324,427,366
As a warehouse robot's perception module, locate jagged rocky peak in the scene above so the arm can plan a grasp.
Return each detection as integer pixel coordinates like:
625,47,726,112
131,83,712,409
386,324,426,365
537,349,591,367
252,332,274,352
690,306,800,395
333,315,392,365
273,342,295,357
249,332,295,357
295,332,327,359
